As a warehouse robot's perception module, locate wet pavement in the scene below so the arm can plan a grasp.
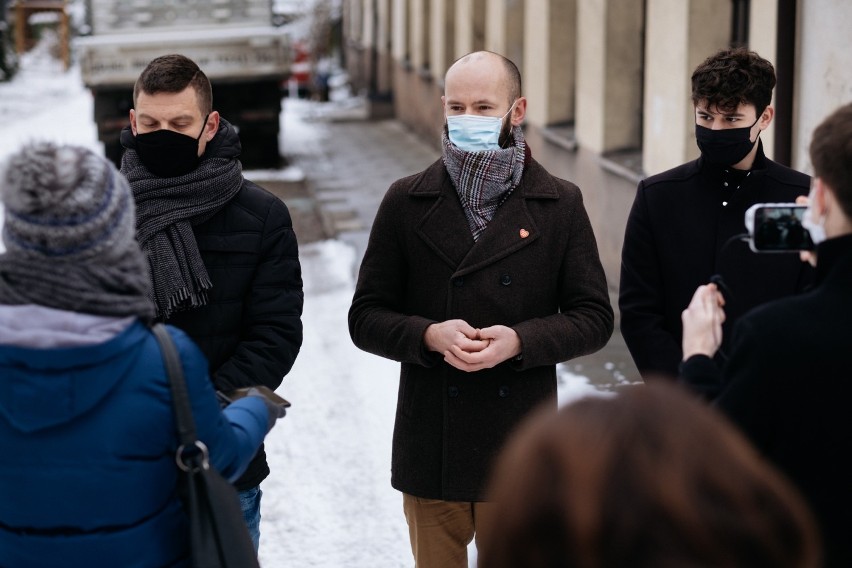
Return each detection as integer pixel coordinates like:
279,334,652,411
252,97,642,392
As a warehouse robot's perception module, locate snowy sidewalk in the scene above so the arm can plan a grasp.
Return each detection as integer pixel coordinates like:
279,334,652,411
259,240,412,567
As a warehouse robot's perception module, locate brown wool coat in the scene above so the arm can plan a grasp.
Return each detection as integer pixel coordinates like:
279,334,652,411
349,156,614,501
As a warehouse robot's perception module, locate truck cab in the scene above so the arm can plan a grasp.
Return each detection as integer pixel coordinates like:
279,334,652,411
76,1,291,169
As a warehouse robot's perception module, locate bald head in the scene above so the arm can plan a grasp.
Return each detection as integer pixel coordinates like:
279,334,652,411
445,51,522,107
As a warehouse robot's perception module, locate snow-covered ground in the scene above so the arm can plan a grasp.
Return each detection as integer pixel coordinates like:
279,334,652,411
0,47,605,567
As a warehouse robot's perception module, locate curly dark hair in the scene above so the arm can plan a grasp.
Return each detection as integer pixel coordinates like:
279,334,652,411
691,48,776,113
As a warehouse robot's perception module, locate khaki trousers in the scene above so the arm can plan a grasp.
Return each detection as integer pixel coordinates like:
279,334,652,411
402,493,497,568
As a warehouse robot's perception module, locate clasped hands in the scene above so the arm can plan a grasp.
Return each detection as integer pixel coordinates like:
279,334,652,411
681,283,727,360
424,319,522,372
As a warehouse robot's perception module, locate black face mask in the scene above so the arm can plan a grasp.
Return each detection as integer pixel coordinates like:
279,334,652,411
695,113,761,167
134,115,209,178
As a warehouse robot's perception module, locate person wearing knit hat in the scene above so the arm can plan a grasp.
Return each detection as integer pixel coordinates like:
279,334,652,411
0,141,154,319
0,141,283,567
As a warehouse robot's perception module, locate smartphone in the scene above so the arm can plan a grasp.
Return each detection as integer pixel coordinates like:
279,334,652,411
744,203,815,253
216,385,291,408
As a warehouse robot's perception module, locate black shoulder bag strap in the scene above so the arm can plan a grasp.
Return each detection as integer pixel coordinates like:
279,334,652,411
152,323,197,448
151,323,260,568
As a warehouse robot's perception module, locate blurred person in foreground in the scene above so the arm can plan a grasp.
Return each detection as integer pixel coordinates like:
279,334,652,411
681,101,852,567
119,53,304,551
349,50,613,567
619,47,812,393
0,142,282,567
478,382,820,568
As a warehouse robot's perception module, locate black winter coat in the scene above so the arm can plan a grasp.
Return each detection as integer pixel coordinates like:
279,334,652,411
681,234,852,568
123,123,304,491
349,155,613,501
619,143,812,391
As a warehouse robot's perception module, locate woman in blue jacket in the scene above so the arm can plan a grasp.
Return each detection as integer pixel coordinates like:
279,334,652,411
0,142,279,567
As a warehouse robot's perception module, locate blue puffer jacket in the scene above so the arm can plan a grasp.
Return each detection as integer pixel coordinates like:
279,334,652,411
0,319,270,568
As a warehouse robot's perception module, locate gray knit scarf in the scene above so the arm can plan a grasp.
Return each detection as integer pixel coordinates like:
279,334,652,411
121,146,243,319
442,125,527,240
0,253,155,322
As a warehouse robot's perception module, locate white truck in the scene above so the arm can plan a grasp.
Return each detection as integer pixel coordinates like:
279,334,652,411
76,0,292,168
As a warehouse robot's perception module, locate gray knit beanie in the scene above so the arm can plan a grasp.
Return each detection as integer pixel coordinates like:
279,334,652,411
1,142,138,262
0,142,155,320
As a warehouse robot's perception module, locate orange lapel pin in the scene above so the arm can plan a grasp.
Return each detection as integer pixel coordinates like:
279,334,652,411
519,229,530,238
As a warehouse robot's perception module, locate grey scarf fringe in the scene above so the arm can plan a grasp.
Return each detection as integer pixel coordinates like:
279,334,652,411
165,276,212,313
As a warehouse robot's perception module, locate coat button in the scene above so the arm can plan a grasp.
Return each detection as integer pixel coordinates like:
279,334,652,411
448,386,459,398
453,277,464,287
498,385,510,398
500,274,512,286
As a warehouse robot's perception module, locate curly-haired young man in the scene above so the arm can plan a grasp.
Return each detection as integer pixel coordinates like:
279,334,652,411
619,47,812,396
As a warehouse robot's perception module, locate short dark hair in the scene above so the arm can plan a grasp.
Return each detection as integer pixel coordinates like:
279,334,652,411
810,102,852,218
133,54,213,115
449,51,522,107
691,47,776,114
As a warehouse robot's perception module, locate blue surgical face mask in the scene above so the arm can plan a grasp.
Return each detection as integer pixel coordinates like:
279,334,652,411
446,101,516,152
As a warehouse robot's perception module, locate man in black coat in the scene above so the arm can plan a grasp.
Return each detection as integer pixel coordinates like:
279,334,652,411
619,48,811,392
120,54,303,552
680,101,852,568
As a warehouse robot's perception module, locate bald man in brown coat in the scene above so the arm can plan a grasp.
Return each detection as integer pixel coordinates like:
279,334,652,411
349,51,613,567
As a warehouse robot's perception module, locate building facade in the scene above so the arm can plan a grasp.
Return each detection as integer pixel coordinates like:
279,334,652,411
342,0,852,291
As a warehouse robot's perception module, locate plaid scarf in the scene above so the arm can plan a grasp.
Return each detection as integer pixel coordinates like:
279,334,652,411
120,129,243,319
442,125,527,240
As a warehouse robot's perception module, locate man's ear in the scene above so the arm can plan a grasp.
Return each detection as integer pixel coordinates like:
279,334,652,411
813,177,828,217
758,105,775,129
510,97,527,126
205,111,220,141
129,109,138,136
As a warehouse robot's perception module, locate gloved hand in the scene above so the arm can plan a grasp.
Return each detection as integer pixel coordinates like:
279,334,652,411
245,387,288,431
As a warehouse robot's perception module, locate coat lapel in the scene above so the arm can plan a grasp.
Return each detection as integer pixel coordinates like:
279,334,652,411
453,190,540,276
415,165,475,269
414,158,556,275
